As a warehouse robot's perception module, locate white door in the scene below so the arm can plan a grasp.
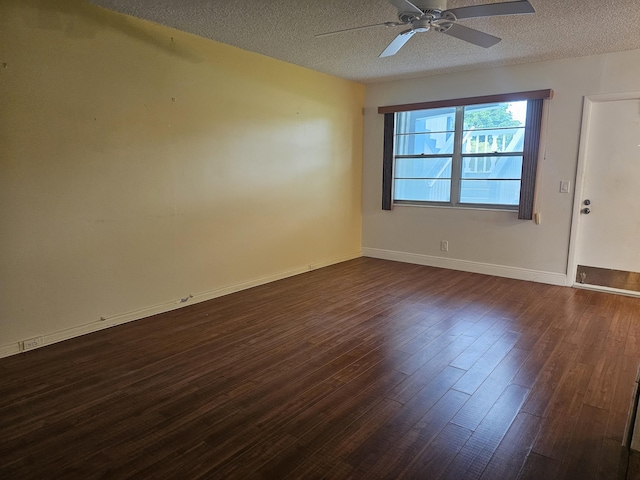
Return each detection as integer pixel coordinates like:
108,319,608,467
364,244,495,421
571,95,640,294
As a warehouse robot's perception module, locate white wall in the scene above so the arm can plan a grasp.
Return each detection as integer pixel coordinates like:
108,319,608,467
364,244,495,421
362,49,640,284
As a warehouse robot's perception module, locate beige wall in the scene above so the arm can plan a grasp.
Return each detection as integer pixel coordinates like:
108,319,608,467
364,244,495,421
363,49,640,283
0,0,364,352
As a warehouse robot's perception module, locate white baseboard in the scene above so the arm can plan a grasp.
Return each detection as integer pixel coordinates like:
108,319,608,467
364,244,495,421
0,251,362,359
362,247,567,286
0,343,21,358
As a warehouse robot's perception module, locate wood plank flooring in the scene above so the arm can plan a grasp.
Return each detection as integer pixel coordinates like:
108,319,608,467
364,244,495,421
1,258,639,479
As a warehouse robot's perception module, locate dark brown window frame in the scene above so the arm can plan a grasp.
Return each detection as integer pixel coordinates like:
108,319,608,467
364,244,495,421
381,89,552,220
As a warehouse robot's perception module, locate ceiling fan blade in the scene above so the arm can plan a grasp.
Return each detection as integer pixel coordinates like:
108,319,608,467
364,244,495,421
446,0,535,20
440,23,501,48
390,0,424,15
380,29,417,57
315,22,402,38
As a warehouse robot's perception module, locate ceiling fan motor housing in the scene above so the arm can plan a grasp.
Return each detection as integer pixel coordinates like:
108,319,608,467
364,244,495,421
412,19,431,32
397,0,449,23
413,0,448,13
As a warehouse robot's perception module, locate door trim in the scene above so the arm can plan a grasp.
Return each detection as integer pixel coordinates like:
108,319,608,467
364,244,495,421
566,91,640,291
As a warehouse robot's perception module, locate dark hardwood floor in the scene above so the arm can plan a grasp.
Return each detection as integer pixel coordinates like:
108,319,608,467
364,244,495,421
1,258,639,479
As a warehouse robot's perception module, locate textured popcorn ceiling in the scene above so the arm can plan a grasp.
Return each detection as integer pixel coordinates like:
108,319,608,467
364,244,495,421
88,0,640,83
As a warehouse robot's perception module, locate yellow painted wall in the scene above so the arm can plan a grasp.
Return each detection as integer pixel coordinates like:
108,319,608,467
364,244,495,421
0,0,364,351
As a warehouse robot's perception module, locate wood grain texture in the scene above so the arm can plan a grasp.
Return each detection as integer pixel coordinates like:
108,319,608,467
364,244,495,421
1,257,638,479
479,412,542,480
517,452,561,480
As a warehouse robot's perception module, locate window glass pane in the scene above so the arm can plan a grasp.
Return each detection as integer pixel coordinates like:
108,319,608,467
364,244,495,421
389,99,536,208
396,108,456,134
394,179,451,202
461,156,522,179
461,129,525,153
463,101,527,153
459,180,521,205
395,157,452,179
395,132,455,155
463,101,527,130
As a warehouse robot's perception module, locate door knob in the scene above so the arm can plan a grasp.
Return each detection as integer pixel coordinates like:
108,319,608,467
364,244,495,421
584,199,591,205
582,208,591,214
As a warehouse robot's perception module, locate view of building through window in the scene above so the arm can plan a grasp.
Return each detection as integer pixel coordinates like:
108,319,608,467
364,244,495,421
393,101,528,207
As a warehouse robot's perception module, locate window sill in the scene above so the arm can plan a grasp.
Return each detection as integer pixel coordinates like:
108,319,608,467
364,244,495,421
392,202,519,213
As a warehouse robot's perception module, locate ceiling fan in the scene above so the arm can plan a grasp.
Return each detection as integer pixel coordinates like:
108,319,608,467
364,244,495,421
316,0,535,57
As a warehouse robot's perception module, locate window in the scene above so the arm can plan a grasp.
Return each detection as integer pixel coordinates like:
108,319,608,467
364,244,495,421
380,90,552,220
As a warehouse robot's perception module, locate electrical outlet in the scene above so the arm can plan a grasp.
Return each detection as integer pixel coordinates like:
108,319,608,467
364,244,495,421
440,240,449,252
22,336,43,351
